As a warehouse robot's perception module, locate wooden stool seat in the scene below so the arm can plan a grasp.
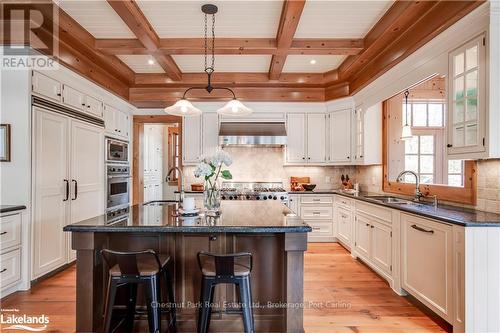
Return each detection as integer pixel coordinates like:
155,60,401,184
109,254,170,277
201,261,251,277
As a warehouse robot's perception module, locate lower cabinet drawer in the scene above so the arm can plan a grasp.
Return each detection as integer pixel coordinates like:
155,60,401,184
0,213,22,251
300,206,333,219
0,248,21,288
307,221,333,237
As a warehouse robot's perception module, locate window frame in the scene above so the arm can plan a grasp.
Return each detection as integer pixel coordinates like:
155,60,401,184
383,100,477,205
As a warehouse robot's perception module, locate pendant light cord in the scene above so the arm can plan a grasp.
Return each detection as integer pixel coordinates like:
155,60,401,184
404,90,410,126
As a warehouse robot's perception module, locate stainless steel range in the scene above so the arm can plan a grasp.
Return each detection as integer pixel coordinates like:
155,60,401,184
220,181,289,205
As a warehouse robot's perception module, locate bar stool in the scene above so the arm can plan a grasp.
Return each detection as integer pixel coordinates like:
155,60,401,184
197,251,254,333
101,249,177,333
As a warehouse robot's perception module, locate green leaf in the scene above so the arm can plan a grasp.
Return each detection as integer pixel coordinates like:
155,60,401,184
221,170,232,180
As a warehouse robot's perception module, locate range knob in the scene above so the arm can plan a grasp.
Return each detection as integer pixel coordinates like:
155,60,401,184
280,196,285,200
229,196,234,200
273,196,277,200
263,196,268,200
256,196,260,200
111,168,116,172
268,195,272,199
246,195,250,200
221,195,226,200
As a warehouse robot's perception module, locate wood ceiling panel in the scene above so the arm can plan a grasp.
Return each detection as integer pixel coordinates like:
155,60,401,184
58,0,136,38
136,0,283,38
172,55,272,73
282,55,346,73
295,0,394,38
117,55,165,73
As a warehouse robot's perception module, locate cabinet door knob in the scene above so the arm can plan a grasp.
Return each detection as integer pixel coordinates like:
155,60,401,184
56,93,61,96
347,156,350,159
447,144,453,148
209,235,217,241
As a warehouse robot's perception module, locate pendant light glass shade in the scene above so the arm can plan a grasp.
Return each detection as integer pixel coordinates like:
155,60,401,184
164,99,202,116
216,99,253,115
400,124,413,140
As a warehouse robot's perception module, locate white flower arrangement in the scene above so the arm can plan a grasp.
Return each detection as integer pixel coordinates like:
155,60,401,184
194,150,233,189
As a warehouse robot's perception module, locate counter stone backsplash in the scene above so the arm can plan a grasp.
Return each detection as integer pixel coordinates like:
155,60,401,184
183,147,356,191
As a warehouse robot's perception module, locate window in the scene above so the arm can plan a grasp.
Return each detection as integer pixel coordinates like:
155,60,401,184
402,101,445,128
404,135,435,184
448,160,464,187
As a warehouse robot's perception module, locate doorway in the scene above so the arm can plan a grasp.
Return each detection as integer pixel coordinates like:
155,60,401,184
132,115,182,205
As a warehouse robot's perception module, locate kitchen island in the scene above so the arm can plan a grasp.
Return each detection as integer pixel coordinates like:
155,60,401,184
64,200,311,333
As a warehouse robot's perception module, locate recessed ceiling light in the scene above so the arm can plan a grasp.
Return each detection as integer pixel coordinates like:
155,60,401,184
148,59,155,65
309,59,317,65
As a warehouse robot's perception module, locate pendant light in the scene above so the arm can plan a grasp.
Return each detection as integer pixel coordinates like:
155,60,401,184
164,4,252,117
400,90,413,140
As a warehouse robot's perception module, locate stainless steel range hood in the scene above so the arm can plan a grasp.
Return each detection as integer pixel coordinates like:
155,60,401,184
219,122,287,147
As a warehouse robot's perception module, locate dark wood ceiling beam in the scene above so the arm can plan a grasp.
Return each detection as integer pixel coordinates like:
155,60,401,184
290,39,364,55
348,0,484,94
106,0,182,81
269,0,306,80
133,72,325,87
129,86,325,104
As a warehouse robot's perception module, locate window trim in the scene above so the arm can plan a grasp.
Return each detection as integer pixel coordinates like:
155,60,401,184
382,100,477,205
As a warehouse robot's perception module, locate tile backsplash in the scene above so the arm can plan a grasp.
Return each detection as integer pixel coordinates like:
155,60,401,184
184,147,356,190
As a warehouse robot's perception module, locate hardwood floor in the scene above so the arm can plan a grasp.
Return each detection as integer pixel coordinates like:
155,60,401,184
1,243,445,332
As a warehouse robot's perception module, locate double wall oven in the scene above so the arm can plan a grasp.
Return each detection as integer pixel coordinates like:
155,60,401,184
106,138,130,214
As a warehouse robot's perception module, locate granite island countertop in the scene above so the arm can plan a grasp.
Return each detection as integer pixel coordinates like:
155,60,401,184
64,200,311,233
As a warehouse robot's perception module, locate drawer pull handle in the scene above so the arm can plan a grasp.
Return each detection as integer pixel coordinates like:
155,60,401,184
0,268,6,273
411,224,434,234
312,199,320,202
0,231,7,235
365,223,370,227
209,235,217,241
312,211,321,215
341,214,347,218
312,227,321,231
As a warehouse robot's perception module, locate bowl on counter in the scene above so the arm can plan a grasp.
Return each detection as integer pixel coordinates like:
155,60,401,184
302,184,316,191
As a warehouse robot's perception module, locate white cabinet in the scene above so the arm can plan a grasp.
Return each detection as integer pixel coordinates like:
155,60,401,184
202,113,219,158
327,109,352,163
85,95,103,118
401,213,453,322
288,194,299,213
285,114,306,163
307,114,327,163
447,34,487,158
0,213,22,252
296,194,335,242
143,125,165,202
286,113,326,164
104,104,130,141
183,115,202,164
0,249,21,291
182,112,219,165
62,84,85,111
1,211,23,296
32,107,104,278
32,71,62,102
354,214,371,259
336,207,352,247
371,220,392,273
353,107,364,162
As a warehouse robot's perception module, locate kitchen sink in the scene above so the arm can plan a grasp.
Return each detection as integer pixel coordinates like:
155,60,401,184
364,195,424,206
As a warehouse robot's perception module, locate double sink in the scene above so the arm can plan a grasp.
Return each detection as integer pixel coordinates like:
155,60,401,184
364,195,430,207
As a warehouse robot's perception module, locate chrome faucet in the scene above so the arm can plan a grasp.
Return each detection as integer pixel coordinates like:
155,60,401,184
396,170,424,202
166,167,184,203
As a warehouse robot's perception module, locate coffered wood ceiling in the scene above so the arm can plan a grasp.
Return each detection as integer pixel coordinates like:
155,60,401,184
20,0,485,107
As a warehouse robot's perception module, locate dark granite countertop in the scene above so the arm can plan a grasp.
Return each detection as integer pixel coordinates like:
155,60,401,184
64,200,311,233
0,205,26,214
289,190,337,194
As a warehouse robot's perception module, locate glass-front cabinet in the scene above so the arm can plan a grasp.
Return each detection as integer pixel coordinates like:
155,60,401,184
447,33,486,156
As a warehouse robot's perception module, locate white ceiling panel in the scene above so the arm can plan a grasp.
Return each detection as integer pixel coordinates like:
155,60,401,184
283,55,346,73
117,55,165,73
295,0,394,38
58,0,136,38
172,55,271,73
136,0,283,38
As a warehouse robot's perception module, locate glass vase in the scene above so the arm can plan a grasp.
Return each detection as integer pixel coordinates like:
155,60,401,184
204,187,221,214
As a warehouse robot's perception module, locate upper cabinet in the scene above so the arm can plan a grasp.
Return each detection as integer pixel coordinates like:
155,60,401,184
104,104,130,141
182,112,219,165
355,104,382,165
32,71,105,120
447,34,487,158
327,109,352,163
286,113,326,164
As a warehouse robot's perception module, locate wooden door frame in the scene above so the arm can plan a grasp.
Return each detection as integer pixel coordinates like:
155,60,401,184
132,115,182,205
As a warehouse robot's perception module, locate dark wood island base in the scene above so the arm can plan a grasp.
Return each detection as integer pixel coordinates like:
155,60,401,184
66,201,311,333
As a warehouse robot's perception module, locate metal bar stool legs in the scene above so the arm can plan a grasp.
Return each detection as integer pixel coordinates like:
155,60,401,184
197,251,254,333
